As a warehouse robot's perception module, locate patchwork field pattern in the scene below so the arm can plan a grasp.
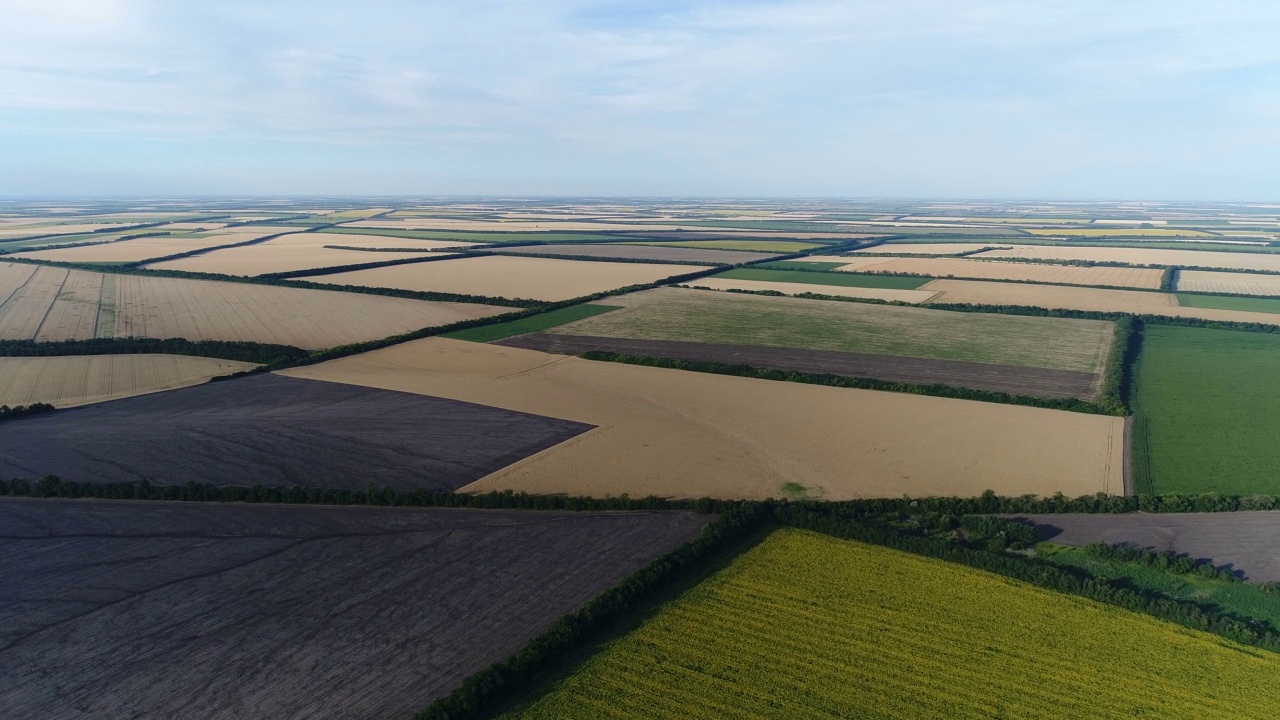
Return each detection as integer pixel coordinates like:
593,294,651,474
0,374,593,490
501,529,1280,720
308,255,706,302
0,354,257,408
491,243,781,264
1176,270,1280,296
281,338,1125,499
837,256,1164,289
975,245,1280,272
621,239,820,253
0,499,710,720
548,288,1114,373
1131,326,1280,495
10,227,300,263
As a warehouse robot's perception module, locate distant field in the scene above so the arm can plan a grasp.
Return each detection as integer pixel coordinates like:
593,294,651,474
1026,228,1216,237
855,241,1007,254
838,256,1164,289
0,222,137,239
1176,270,1280,296
1132,326,1280,495
10,227,299,263
1177,293,1280,314
976,244,1280,272
0,354,256,407
712,266,931,289
323,227,631,243
0,262,507,348
493,243,780,264
549,287,1114,373
501,529,1280,720
147,233,465,276
308,255,706,302
441,304,620,342
622,239,820,253
756,260,849,271
685,277,938,303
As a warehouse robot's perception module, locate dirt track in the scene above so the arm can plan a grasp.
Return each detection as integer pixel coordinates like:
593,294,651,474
1010,512,1280,582
0,374,591,490
497,333,1100,400
0,498,711,720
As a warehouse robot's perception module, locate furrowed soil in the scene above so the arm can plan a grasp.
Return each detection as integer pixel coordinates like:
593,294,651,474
0,354,257,407
492,243,782,264
0,499,710,720
1010,511,1280,583
499,528,1280,720
11,227,300,263
280,338,1124,499
837,256,1164,289
0,374,592,489
307,255,707,302
976,244,1280,272
684,277,938,302
1177,270,1280,296
547,287,1113,373
498,333,1101,399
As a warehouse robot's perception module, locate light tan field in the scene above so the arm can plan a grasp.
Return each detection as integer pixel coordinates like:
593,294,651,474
1176,271,1280,296
309,255,706,302
836,256,1164,289
975,245,1280,272
280,338,1124,499
922,278,1280,325
1026,228,1213,237
146,233,465,276
0,261,509,348
854,243,1007,255
0,354,257,408
154,222,229,231
0,222,137,238
684,277,939,303
347,219,698,232
299,232,480,250
10,227,299,263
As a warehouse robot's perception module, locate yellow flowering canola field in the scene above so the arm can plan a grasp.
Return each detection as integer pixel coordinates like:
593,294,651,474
503,529,1280,720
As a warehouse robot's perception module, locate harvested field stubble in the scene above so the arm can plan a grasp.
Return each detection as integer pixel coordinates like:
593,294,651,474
280,338,1125,499
837,256,1164,289
10,227,300,263
976,245,1280,272
0,354,257,407
147,240,449,276
1176,270,1280,296
0,499,711,720
501,529,1280,720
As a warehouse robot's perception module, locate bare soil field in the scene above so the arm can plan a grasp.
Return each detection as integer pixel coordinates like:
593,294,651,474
921,279,1280,325
976,245,1280,272
0,499,709,720
837,256,1164,289
1009,512,1280,582
11,227,299,263
684,277,939,302
853,242,1007,255
308,255,706,302
0,374,592,489
281,338,1125,499
499,334,1101,399
1177,270,1280,296
0,354,256,407
493,243,781,264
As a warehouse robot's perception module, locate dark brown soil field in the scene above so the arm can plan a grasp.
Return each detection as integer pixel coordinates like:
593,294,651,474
0,374,592,490
492,243,781,264
1010,512,1280,582
498,333,1099,400
0,498,713,720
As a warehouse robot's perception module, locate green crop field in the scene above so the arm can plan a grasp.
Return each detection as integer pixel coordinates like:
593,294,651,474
500,529,1280,720
756,260,850,271
1132,325,1280,494
624,239,821,253
1176,293,1280,314
440,304,620,342
549,288,1114,372
714,267,930,290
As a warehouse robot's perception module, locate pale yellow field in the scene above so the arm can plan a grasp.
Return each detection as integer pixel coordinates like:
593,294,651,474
346,219,698,232
836,256,1164,289
684,277,939,303
0,222,136,238
0,354,257,408
922,278,1280,325
1176,270,1280,296
10,227,300,263
853,243,1007,255
296,232,479,250
975,244,1280,272
280,338,1125,500
156,222,229,231
1026,228,1213,237
147,234,461,276
0,261,509,348
308,255,706,302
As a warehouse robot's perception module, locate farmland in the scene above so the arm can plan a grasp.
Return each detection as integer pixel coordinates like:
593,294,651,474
0,373,592,489
1025,227,1216,237
500,529,1280,720
1176,270,1280,296
307,255,707,302
546,288,1115,373
684,277,938,303
0,262,508,348
975,244,1280,272
0,354,256,407
712,266,932,289
853,241,1007,254
9,227,300,263
147,239,452,276
1131,325,1280,495
836,255,1164,289
281,337,1124,499
621,239,821,253
1177,293,1280,314
0,498,711,720
492,243,782,264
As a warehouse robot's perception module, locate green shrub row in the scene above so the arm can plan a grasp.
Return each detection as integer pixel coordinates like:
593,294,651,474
0,337,307,364
1082,541,1241,583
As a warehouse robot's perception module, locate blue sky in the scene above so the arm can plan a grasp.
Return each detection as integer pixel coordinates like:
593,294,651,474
2,0,1279,199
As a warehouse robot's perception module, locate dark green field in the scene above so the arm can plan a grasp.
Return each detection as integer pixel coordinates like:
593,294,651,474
756,260,849,271
714,267,931,289
440,304,620,342
1132,325,1280,494
1176,293,1280,314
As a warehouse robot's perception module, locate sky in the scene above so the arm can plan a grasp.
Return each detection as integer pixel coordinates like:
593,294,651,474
2,0,1279,199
